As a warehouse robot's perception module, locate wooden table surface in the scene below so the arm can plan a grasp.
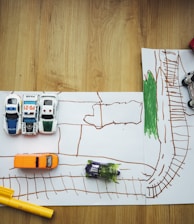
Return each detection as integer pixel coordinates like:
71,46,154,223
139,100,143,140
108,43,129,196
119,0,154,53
1,0,194,223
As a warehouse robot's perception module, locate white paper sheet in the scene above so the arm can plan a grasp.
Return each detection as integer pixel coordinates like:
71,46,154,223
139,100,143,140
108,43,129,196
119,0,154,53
142,48,194,204
0,91,146,205
1,49,194,205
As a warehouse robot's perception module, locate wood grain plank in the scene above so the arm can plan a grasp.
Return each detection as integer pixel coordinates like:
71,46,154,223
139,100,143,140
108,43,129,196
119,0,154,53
1,0,194,223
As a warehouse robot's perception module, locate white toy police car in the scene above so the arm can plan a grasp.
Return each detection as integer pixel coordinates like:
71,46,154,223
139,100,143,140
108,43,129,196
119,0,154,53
38,94,58,134
21,94,39,135
4,93,22,135
182,71,194,109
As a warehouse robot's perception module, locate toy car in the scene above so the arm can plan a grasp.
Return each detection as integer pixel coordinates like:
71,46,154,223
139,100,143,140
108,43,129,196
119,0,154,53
182,71,194,109
3,94,22,135
189,38,194,51
14,153,58,169
21,94,39,135
39,94,58,134
85,160,120,183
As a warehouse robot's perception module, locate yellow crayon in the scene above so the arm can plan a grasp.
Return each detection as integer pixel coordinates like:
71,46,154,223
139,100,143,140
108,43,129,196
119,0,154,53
0,186,54,218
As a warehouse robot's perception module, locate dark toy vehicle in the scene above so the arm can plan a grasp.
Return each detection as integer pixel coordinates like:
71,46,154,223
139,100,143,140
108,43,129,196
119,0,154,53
85,160,120,183
182,71,194,109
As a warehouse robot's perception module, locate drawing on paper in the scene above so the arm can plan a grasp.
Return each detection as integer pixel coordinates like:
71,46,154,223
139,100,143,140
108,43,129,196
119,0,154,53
143,70,158,138
0,49,194,206
142,49,194,202
0,92,148,205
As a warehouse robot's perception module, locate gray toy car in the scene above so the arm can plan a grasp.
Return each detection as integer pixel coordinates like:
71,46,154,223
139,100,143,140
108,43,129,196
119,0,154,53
182,71,194,109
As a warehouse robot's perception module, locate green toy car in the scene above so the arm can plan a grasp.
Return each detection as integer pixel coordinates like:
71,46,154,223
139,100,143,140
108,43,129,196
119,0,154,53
85,160,120,183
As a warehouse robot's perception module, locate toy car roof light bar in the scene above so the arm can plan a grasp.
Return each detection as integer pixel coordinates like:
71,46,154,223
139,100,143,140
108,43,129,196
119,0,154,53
182,71,194,109
85,160,120,183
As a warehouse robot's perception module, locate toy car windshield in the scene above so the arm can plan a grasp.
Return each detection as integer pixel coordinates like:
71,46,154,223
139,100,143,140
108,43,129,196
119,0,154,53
46,155,52,168
85,160,120,183
8,98,17,104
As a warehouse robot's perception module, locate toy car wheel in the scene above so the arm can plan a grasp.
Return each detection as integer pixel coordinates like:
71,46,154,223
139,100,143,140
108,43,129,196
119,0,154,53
182,78,188,86
188,100,194,109
191,74,194,82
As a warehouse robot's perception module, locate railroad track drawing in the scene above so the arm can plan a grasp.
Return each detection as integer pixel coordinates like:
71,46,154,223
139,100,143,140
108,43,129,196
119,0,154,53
143,50,191,199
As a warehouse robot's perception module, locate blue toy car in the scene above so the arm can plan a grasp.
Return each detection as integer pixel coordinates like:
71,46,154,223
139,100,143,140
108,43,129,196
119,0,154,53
21,94,39,135
4,94,22,135
85,160,120,183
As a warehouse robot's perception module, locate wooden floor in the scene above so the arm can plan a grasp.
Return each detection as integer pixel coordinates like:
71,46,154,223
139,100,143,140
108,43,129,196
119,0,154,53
1,0,194,223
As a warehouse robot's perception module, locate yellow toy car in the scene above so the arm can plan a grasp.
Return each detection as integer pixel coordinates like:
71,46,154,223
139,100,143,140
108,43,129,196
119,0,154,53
14,153,58,169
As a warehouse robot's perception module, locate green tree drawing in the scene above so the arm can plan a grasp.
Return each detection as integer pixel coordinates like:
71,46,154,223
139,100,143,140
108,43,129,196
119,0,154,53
143,70,158,138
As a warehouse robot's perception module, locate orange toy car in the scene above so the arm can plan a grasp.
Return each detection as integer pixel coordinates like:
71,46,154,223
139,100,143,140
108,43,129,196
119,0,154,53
14,153,58,169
